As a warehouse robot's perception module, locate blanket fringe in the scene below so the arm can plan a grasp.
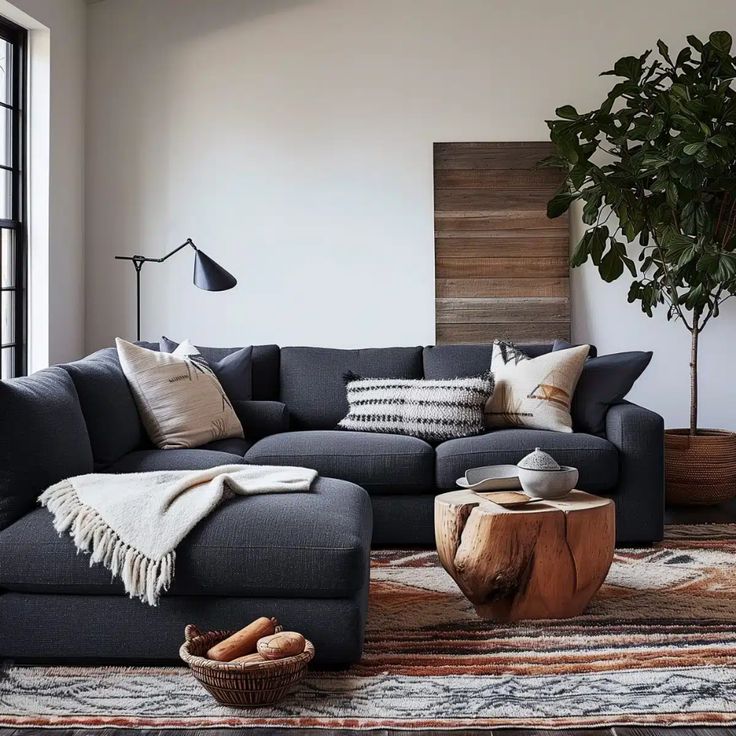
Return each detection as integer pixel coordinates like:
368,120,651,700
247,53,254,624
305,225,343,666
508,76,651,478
39,480,174,607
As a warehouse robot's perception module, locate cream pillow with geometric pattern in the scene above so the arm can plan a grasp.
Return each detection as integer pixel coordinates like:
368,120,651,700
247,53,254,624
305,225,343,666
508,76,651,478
115,338,244,449
484,341,589,433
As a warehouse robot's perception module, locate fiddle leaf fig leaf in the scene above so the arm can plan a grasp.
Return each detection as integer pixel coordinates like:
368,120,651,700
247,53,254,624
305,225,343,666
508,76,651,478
647,116,665,140
675,47,692,68
547,192,575,219
590,226,608,265
571,229,594,267
687,34,704,52
709,31,732,55
683,142,705,156
660,227,693,250
657,39,672,65
555,105,579,120
623,255,638,277
600,244,625,282
677,244,699,268
716,252,736,280
666,182,679,208
697,252,720,275
681,200,698,234
613,55,643,80
570,226,609,268
582,191,603,225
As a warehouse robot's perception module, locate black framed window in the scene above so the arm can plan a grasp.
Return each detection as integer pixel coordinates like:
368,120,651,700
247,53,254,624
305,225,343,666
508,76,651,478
0,16,25,379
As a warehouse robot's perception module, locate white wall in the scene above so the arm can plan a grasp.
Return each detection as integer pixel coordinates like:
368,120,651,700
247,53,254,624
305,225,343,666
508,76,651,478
85,0,736,428
4,0,86,367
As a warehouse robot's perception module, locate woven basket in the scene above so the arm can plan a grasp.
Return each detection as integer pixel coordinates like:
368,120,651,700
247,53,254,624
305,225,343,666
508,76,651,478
179,623,315,707
665,429,736,506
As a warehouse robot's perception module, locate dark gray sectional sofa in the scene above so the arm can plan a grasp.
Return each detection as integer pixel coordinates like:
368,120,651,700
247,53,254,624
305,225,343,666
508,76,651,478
0,341,664,665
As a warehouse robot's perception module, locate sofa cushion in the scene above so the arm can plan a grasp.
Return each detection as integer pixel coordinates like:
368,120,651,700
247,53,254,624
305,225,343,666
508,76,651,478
0,477,371,598
105,448,246,473
435,429,619,492
61,347,148,469
246,430,435,494
280,346,423,430
199,438,252,456
0,367,93,532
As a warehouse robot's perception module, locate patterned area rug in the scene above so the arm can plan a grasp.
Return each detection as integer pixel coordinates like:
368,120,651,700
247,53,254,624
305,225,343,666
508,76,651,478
1,524,736,730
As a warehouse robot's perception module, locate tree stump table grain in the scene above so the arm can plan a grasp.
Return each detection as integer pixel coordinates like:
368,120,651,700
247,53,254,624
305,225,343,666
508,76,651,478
434,489,615,621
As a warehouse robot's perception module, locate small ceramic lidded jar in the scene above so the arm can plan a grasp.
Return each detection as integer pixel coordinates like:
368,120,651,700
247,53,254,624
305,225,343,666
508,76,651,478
517,448,578,500
517,447,560,472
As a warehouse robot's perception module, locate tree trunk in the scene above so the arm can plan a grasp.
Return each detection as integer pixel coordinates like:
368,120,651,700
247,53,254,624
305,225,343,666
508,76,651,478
690,320,699,436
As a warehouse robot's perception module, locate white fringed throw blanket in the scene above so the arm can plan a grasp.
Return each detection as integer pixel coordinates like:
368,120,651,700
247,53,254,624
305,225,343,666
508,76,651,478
39,464,317,606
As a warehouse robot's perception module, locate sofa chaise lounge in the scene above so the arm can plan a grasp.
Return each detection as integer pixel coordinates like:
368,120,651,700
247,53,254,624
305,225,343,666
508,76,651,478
0,341,664,665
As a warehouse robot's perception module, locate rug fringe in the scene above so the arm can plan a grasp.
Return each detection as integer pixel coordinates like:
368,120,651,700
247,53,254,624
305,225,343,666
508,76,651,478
39,480,174,606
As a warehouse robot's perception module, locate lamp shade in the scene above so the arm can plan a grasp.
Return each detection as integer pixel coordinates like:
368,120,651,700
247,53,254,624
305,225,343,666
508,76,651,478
193,249,237,291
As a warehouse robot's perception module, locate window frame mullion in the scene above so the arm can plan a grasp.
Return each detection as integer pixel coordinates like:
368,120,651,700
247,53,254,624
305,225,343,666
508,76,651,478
0,15,27,379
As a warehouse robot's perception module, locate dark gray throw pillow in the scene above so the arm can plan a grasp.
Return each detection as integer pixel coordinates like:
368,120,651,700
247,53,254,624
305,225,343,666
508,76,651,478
160,337,253,402
553,339,652,436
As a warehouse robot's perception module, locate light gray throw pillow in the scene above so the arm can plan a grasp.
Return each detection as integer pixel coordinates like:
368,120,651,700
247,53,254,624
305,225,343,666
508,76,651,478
485,339,589,433
116,338,244,449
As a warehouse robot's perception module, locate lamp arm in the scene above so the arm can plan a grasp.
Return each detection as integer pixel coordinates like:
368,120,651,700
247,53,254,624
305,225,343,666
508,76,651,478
114,239,198,342
113,238,233,342
114,238,198,265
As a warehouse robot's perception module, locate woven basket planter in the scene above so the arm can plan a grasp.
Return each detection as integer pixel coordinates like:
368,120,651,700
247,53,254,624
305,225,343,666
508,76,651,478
179,624,315,707
665,429,736,506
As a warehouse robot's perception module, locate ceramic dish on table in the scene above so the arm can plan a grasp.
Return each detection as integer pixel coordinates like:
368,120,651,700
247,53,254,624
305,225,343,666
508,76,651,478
516,447,578,500
456,464,521,492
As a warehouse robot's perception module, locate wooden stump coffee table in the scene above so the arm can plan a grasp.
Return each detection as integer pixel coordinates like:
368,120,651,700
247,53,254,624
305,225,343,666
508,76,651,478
435,489,615,621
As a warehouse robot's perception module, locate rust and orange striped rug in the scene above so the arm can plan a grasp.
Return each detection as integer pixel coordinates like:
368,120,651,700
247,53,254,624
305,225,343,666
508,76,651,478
1,523,735,730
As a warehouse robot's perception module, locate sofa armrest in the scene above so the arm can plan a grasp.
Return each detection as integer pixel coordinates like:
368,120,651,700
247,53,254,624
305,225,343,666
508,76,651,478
605,401,665,544
233,400,290,440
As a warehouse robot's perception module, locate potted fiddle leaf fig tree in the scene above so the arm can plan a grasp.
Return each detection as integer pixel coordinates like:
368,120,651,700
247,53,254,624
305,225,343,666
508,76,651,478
544,30,736,505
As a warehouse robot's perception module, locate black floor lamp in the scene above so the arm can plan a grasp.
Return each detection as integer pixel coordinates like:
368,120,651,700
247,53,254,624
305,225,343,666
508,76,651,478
115,238,237,340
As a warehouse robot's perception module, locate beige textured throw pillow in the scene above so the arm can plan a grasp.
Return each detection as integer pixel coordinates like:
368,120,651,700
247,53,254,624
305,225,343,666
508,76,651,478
485,342,589,433
116,338,244,449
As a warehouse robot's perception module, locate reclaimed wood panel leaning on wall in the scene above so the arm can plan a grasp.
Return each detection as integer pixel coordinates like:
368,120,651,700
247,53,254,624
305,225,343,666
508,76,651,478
434,142,570,344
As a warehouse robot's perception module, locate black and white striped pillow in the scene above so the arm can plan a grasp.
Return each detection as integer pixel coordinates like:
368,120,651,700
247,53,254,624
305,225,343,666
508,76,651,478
338,373,494,442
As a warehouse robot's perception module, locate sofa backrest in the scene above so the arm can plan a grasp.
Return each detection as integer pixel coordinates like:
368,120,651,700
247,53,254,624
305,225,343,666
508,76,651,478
423,343,556,379
423,342,597,379
61,347,149,470
280,346,424,430
58,341,597,455
0,367,93,531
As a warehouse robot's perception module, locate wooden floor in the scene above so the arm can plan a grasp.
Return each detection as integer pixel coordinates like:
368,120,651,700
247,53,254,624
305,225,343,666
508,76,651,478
665,496,736,525
2,727,735,735
2,504,734,736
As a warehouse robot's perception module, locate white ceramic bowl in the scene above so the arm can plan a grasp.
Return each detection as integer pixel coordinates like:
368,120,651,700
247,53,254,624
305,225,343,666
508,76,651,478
518,465,578,500
456,465,521,491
